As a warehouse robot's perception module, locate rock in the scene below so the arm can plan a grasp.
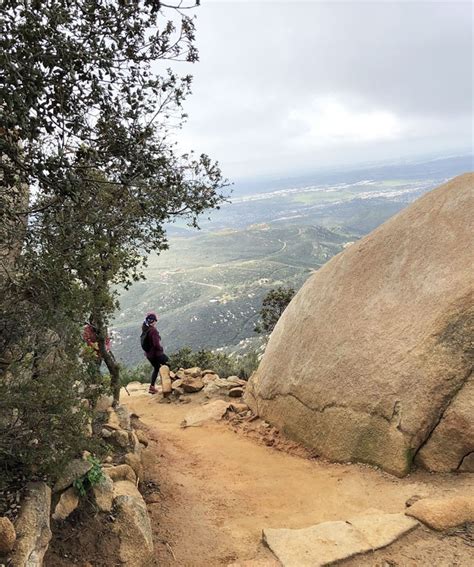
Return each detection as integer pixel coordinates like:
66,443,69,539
95,394,113,412
182,400,231,427
459,452,474,472
175,369,186,380
181,377,204,393
263,513,418,567
405,495,424,508
104,456,113,464
106,464,137,484
123,453,144,483
405,495,474,530
10,482,52,567
110,429,130,449
245,174,474,477
129,431,141,454
226,375,246,386
52,487,79,521
115,405,131,431
172,379,183,390
53,459,92,493
0,516,16,554
105,407,121,430
113,482,153,566
170,370,176,380
203,382,222,397
113,480,141,499
159,365,172,395
230,402,249,413
229,387,244,398
202,372,219,384
92,474,114,512
101,427,112,438
204,377,239,398
135,430,149,447
184,366,202,377
416,377,474,472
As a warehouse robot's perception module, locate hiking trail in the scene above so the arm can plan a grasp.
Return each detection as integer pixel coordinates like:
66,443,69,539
124,389,473,567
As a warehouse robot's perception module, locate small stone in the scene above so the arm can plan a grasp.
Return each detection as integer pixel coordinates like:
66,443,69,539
106,408,121,430
106,465,137,484
229,387,244,398
110,429,130,448
181,377,204,393
95,394,113,412
52,487,79,521
171,379,183,390
53,459,93,493
104,456,113,463
92,474,114,512
101,428,112,438
159,365,172,395
0,516,16,554
229,402,249,414
135,430,149,447
405,495,424,508
123,453,144,483
406,495,474,530
184,366,202,377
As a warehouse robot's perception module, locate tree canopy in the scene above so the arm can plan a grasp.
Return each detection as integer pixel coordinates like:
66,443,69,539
0,0,226,480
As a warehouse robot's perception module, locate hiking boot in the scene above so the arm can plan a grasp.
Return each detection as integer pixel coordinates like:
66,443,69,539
148,385,158,394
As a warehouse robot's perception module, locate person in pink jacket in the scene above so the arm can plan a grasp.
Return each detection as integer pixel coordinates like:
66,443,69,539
141,312,169,394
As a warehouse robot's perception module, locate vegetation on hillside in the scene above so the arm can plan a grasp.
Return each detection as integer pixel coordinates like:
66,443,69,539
254,286,296,334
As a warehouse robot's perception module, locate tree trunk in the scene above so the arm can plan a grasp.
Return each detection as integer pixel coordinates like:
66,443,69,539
94,315,121,406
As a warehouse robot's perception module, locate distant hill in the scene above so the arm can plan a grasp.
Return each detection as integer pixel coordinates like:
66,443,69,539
113,156,472,366
112,224,353,366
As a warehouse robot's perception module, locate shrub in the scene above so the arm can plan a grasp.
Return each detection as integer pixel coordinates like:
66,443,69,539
167,347,259,379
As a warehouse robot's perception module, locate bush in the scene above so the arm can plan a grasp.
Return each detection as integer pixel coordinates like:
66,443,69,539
167,347,259,380
119,362,150,386
0,356,94,489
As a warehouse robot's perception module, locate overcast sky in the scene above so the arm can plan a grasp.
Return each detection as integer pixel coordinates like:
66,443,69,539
170,0,473,180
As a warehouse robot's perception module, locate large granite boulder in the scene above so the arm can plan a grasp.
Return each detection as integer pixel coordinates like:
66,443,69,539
245,174,473,476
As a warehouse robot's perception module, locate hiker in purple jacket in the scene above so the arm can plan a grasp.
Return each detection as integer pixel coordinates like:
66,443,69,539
141,312,169,394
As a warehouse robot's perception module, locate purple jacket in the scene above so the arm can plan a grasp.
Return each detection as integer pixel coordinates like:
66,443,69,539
146,326,164,359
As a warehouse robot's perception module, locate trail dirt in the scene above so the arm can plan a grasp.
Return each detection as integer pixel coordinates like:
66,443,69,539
124,389,473,567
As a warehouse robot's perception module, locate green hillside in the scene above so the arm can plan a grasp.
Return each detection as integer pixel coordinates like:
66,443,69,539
113,223,353,365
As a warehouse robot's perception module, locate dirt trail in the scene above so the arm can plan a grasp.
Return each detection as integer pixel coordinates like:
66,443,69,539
124,390,473,567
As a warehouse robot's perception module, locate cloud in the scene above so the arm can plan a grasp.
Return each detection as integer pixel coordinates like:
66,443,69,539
166,0,473,178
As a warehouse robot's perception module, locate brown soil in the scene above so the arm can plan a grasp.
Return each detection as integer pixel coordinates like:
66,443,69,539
124,389,474,567
45,502,120,566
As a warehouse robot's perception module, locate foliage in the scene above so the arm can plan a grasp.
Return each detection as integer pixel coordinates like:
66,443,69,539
119,362,151,385
73,456,106,498
254,286,296,334
0,0,224,484
0,356,91,487
167,347,259,380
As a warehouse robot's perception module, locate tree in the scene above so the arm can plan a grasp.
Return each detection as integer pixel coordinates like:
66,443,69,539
40,165,223,403
254,286,296,334
1,0,225,395
0,0,225,479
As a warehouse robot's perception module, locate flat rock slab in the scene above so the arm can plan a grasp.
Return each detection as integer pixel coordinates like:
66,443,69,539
406,495,474,530
182,400,231,427
263,513,418,567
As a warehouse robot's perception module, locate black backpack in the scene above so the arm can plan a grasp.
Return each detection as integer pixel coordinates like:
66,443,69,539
140,328,152,352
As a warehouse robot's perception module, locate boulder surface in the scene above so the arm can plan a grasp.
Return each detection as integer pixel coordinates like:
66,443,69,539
246,174,474,476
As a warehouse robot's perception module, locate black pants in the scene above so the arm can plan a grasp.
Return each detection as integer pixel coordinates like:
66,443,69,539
148,354,169,386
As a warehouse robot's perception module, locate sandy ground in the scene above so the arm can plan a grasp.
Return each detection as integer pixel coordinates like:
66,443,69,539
123,388,474,567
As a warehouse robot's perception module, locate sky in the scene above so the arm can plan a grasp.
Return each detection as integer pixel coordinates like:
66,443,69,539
167,0,473,180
